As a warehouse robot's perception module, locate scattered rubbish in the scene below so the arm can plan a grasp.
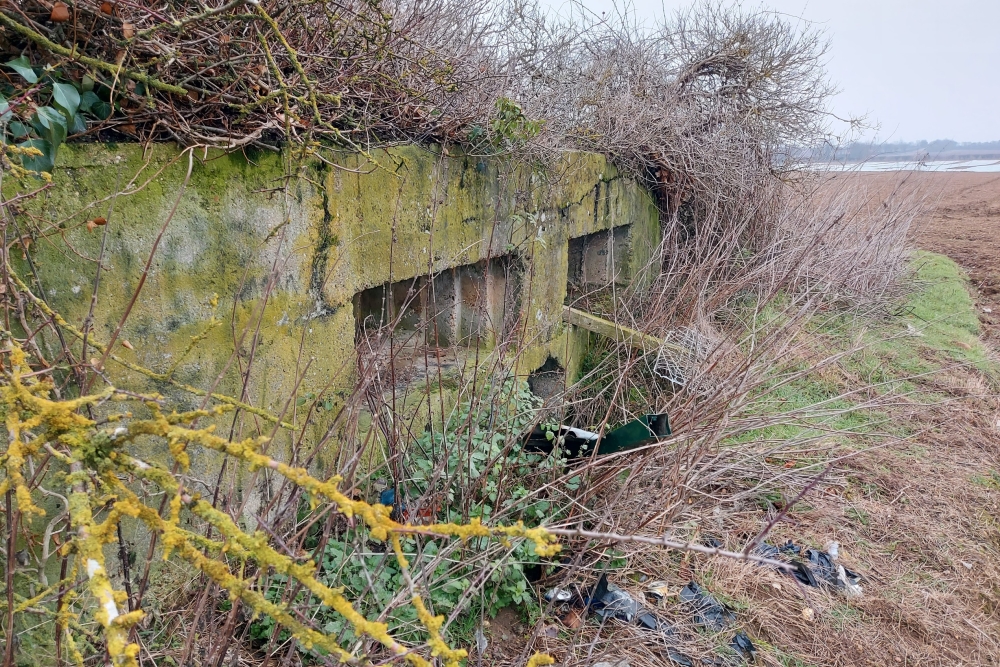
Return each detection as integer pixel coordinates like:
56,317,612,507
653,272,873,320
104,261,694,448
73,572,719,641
541,625,560,638
984,307,993,313
378,487,437,523
804,547,839,585
750,540,800,562
474,626,488,653
803,545,863,596
653,325,710,388
378,488,406,522
730,632,757,661
592,660,631,667
646,580,673,601
598,414,671,456
586,572,611,609
836,564,864,597
961,561,974,570
666,652,694,667
595,586,640,623
679,582,736,631
752,540,864,596
545,587,574,603
561,608,584,629
801,607,815,622
543,573,755,666
636,609,678,636
524,413,670,459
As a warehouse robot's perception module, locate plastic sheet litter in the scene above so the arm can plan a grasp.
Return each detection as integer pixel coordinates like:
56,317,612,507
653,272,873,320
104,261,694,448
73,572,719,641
752,540,864,596
378,488,406,522
474,626,488,653
730,631,757,661
588,574,639,622
523,413,670,459
595,587,640,623
679,582,736,631
544,574,757,667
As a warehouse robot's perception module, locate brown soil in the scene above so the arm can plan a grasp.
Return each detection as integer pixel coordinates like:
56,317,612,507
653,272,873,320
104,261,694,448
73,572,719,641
856,171,1000,344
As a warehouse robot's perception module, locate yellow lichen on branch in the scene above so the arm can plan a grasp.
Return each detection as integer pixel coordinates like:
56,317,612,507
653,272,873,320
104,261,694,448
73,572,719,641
526,653,557,667
0,333,557,666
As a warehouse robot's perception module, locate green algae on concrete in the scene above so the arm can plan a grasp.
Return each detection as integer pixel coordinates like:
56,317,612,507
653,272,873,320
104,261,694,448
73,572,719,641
7,143,659,470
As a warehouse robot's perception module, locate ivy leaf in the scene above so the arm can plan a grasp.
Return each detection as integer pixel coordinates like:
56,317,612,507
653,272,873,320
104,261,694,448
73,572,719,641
79,91,113,120
80,91,100,113
6,56,38,84
33,107,67,148
91,99,112,120
8,120,30,139
70,112,87,134
52,82,81,117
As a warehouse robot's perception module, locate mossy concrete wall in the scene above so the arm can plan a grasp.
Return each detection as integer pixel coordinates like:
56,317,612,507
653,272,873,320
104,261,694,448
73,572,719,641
11,143,658,457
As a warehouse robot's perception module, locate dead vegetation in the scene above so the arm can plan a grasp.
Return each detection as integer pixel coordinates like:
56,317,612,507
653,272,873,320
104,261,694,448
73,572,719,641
2,2,997,667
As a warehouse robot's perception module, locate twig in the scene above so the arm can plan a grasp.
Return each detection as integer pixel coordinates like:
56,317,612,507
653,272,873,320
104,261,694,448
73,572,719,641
541,526,794,570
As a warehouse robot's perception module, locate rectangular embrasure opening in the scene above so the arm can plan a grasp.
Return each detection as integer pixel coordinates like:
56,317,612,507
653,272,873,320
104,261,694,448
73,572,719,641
566,225,631,303
354,256,522,382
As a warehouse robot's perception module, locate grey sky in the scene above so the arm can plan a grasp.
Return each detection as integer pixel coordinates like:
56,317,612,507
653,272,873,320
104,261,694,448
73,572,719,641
541,1,1000,142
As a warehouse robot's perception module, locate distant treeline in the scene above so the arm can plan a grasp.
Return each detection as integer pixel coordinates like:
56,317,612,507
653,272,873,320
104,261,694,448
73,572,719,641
811,140,1000,162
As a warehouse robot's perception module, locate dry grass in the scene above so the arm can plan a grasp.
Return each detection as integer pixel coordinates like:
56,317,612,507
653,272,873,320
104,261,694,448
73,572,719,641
499,248,1000,666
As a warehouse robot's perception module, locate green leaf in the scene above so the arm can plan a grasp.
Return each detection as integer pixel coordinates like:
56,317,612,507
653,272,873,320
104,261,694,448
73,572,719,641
52,83,81,117
92,99,112,120
70,112,87,134
6,56,38,84
34,106,66,130
81,75,95,92
34,107,67,148
18,138,54,173
8,121,30,139
80,91,100,113
0,94,10,124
